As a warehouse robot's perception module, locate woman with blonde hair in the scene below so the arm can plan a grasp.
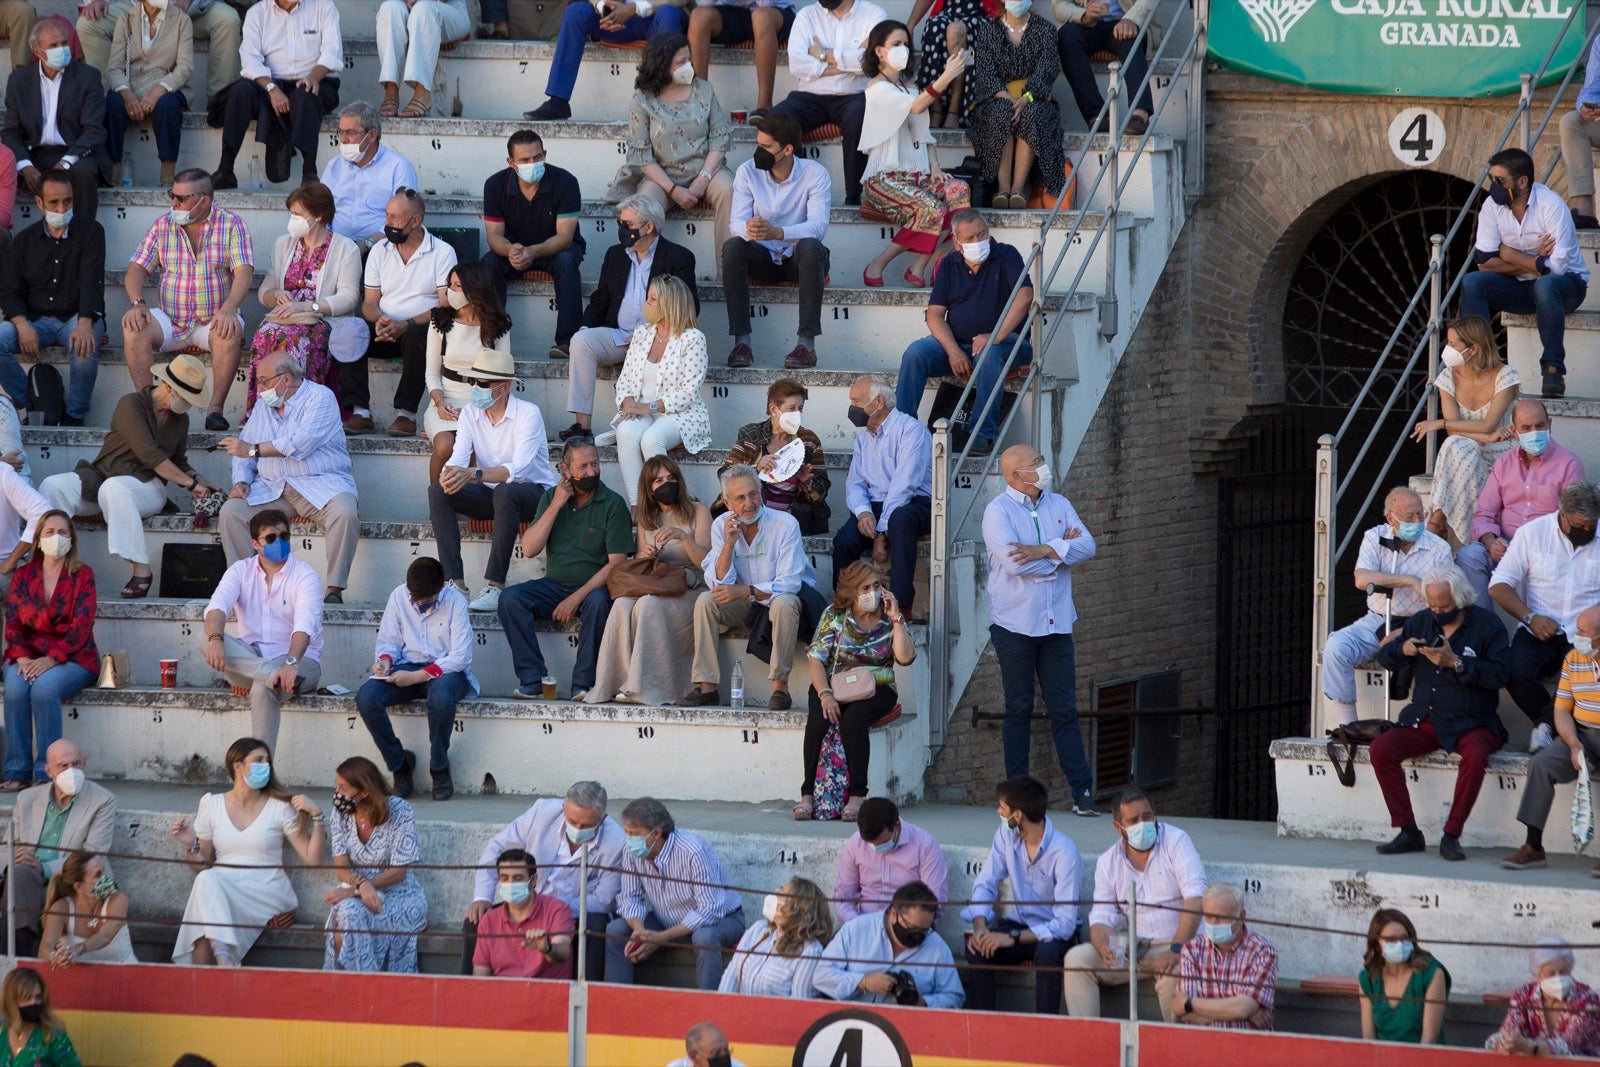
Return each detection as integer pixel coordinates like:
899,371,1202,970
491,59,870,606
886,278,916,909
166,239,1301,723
589,454,712,707
0,968,79,1066
322,755,427,973
1408,314,1519,542
39,850,136,966
610,275,711,507
717,876,833,997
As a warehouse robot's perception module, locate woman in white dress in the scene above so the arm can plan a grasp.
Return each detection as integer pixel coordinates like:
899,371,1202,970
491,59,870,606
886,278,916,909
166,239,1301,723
422,261,514,484
610,275,711,508
1408,315,1520,543
168,737,326,966
859,21,970,289
38,850,136,965
717,876,832,997
588,455,711,706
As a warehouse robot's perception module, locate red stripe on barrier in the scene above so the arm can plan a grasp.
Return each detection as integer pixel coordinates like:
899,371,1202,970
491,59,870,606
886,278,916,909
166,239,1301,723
1138,1023,1500,1065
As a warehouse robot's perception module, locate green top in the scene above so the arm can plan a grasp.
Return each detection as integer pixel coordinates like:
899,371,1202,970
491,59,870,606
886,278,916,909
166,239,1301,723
0,1025,82,1067
1359,957,1450,1044
36,795,73,876
532,484,632,587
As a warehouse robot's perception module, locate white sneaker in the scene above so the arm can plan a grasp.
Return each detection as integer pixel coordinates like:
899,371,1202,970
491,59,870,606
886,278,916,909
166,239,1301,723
1530,722,1555,753
469,586,502,612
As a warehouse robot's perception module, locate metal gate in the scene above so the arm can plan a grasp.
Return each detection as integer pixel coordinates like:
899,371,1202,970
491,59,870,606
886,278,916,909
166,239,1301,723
1214,414,1315,821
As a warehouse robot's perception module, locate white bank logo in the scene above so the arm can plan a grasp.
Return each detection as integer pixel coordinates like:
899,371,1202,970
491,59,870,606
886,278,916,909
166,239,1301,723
1241,0,1577,48
1240,0,1315,42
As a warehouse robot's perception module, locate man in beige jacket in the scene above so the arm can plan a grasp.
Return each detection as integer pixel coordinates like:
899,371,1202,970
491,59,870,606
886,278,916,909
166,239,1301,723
1053,0,1154,135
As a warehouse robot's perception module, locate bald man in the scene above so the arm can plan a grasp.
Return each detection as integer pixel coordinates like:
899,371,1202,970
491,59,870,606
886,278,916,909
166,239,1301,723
665,1022,746,1067
1320,486,1452,727
982,445,1099,814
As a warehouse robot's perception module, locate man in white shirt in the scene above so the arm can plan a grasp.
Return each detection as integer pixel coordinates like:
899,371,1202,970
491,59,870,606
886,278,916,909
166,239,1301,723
356,556,478,803
1491,481,1600,751
1,19,111,220
216,351,360,603
321,101,419,249
773,0,886,206
723,113,832,370
1460,147,1588,399
665,1022,747,1067
199,507,325,750
212,0,343,188
78,0,245,110
1063,787,1207,1021
347,187,456,435
427,349,556,613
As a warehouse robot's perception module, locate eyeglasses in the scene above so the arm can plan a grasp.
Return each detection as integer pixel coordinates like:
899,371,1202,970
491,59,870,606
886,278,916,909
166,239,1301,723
169,190,205,204
463,376,503,388
259,531,290,544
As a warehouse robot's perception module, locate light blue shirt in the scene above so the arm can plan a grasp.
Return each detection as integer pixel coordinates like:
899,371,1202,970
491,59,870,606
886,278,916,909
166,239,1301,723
618,829,743,931
982,485,1095,636
707,505,816,596
845,409,933,533
374,582,479,698
323,144,420,243
1579,34,1600,107
814,910,965,1009
232,379,358,508
730,157,832,264
470,797,628,914
615,240,658,338
959,817,1082,944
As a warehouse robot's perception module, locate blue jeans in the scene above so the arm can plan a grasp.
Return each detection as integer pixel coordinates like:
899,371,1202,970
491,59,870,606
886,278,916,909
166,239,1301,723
990,626,1092,799
3,661,94,780
545,3,687,100
479,0,508,20
356,664,472,775
896,333,1031,441
105,88,185,163
481,247,584,345
1459,270,1586,374
497,577,613,693
0,316,104,420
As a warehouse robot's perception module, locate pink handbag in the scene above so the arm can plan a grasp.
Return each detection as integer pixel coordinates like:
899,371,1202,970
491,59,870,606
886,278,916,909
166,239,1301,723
827,617,878,703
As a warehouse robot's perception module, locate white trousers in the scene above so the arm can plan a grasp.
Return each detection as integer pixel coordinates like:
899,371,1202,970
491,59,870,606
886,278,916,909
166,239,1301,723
615,413,683,506
39,472,167,565
377,0,472,87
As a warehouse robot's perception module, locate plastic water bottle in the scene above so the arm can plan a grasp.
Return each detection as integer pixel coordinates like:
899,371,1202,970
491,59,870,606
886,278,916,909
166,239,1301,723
730,663,744,709
249,155,263,192
120,151,133,188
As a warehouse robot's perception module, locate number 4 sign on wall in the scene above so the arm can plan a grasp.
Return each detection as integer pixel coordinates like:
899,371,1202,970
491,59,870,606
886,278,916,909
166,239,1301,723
1388,107,1445,168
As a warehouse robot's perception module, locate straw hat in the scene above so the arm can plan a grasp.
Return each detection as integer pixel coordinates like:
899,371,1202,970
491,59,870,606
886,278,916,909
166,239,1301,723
151,354,208,408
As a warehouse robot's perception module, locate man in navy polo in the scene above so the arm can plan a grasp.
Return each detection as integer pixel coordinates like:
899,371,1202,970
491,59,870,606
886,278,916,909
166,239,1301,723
893,209,1033,456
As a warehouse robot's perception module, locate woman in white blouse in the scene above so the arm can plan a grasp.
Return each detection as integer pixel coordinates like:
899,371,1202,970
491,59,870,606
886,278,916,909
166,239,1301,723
859,21,970,289
718,876,832,998
422,261,514,483
611,275,711,508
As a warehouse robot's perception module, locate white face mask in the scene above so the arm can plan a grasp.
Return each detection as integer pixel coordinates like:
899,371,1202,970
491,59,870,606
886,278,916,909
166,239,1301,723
165,388,191,415
856,589,880,612
777,410,803,434
147,0,169,9
53,767,84,797
960,237,992,264
671,62,695,85
39,533,71,559
1441,344,1466,368
285,213,312,239
43,208,71,229
762,893,781,924
447,288,470,310
258,387,285,409
1542,974,1576,1002
1031,463,1051,488
885,44,910,72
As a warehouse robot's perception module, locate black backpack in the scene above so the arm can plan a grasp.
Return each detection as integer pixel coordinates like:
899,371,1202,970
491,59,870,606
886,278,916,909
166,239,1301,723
27,364,65,425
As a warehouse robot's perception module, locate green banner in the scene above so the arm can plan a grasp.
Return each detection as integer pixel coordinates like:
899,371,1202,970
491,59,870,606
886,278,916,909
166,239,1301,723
1208,0,1587,97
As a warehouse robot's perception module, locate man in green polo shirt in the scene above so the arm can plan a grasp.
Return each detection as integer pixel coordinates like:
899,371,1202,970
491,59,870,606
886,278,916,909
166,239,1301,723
499,438,631,700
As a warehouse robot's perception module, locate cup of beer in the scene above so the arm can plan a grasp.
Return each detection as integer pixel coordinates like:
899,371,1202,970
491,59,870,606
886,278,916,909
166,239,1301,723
541,675,557,700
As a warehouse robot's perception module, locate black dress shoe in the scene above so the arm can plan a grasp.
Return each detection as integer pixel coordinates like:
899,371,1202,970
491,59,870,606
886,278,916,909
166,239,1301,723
265,140,294,184
556,421,589,441
211,169,239,190
432,765,454,801
1573,209,1600,230
60,415,83,427
1376,827,1426,854
392,751,416,798
1542,363,1567,399
1438,833,1465,861
525,97,571,121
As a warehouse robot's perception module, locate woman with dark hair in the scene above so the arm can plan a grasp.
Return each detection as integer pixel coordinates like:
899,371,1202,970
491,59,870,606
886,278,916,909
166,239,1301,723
860,20,970,288
714,378,831,533
589,454,711,706
967,0,1065,208
39,850,136,966
322,756,427,973
169,738,326,966
1,512,95,791
423,261,514,483
718,875,832,997
796,561,915,821
1357,907,1450,1044
251,181,363,411
0,968,79,1066
619,32,735,264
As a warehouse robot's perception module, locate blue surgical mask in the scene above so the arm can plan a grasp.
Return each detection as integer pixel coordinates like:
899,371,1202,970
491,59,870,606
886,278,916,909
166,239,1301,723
261,537,291,564
43,209,71,229
735,506,765,526
170,207,194,226
1395,520,1426,542
244,762,272,789
871,831,896,854
1577,635,1596,658
1520,430,1551,457
470,385,496,410
495,881,532,906
1381,939,1413,964
43,46,70,71
516,161,545,184
565,822,597,845
1003,0,1030,15
1000,813,1021,835
1123,820,1158,852
1203,920,1236,946
625,833,652,858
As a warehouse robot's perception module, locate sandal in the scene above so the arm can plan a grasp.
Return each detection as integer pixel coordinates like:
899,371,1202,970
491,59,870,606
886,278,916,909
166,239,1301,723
400,98,433,119
841,797,865,821
792,798,814,821
120,574,153,599
378,97,400,119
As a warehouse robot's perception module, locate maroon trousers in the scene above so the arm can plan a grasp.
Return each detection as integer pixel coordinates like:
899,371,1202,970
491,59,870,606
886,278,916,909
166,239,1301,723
1369,719,1505,837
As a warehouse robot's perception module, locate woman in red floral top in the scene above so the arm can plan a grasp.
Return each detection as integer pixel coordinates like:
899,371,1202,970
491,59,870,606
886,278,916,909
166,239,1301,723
2,512,96,791
1486,937,1600,1057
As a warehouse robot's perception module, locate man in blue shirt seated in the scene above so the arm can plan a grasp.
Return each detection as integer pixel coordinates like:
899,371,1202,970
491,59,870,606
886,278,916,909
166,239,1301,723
962,776,1082,1014
894,210,1034,457
814,880,964,1008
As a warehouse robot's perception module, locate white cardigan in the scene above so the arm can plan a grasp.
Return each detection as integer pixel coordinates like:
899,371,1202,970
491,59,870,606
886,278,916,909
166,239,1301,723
262,231,362,316
610,324,711,454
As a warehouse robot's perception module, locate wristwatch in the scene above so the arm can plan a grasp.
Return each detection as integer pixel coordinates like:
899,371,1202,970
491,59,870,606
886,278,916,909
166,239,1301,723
1522,611,1536,626
311,300,321,315
265,81,279,93
473,468,484,481
1184,995,1194,1016
1169,941,1184,955
248,445,259,458
284,656,299,667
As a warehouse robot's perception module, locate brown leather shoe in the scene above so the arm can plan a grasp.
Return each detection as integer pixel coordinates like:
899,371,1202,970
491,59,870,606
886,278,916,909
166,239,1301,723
727,342,754,368
387,415,417,438
678,686,720,706
343,414,376,435
1501,843,1548,869
767,689,792,710
782,344,817,369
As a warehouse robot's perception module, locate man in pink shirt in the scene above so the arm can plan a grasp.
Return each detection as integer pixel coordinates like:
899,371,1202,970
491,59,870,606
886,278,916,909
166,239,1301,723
1460,399,1586,604
832,797,948,921
471,848,575,980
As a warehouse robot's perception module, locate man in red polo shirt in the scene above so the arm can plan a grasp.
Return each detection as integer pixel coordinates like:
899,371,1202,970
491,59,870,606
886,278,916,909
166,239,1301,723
471,848,575,979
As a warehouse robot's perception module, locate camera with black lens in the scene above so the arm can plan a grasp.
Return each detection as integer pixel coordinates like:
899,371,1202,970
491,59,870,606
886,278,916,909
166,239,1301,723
885,969,920,1006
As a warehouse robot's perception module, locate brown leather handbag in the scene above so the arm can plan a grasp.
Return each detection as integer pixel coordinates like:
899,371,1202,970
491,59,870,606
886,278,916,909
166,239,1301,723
607,557,688,599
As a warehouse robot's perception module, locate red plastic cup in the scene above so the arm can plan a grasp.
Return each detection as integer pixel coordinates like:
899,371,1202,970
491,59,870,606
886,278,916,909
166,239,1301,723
732,109,749,125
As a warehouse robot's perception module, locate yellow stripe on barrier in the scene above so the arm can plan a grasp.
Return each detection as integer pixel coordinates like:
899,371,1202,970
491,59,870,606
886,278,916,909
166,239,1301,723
585,1035,1057,1067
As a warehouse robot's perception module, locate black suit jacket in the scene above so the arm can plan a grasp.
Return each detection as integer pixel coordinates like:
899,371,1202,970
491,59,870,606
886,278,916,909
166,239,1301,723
581,236,699,329
1,61,110,184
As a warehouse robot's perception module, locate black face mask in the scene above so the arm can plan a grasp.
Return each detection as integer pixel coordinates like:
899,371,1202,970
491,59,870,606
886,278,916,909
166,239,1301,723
383,224,412,245
706,1054,732,1067
617,223,643,245
17,1005,42,1025
651,481,681,506
818,0,844,9
1567,520,1597,547
571,473,601,494
753,146,779,171
1431,608,1460,627
847,404,871,428
332,793,357,816
892,918,929,948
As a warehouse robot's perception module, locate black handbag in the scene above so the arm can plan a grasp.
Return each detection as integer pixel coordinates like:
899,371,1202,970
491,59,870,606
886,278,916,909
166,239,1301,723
1325,720,1393,788
159,542,227,599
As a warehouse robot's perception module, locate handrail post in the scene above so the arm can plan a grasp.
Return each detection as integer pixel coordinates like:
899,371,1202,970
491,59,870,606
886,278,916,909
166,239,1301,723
928,419,952,749
1522,72,1534,151
1186,0,1208,207
569,840,590,1067
1101,62,1121,339
1425,234,1443,474
1312,434,1337,736
1126,882,1139,1025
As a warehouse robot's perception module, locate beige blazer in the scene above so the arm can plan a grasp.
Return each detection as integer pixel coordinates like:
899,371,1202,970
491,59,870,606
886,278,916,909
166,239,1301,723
1052,0,1159,31
107,4,196,102
10,778,118,877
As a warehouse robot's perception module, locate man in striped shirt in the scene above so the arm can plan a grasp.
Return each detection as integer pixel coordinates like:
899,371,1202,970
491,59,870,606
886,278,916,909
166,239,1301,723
605,797,747,990
1169,883,1277,1030
1503,605,1600,873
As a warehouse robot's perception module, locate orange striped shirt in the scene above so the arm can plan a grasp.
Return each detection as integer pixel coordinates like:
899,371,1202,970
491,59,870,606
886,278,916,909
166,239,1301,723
1556,652,1600,727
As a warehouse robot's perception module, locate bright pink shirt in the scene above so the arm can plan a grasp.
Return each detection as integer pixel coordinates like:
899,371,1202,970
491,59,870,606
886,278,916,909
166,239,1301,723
1469,440,1586,544
472,894,575,980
